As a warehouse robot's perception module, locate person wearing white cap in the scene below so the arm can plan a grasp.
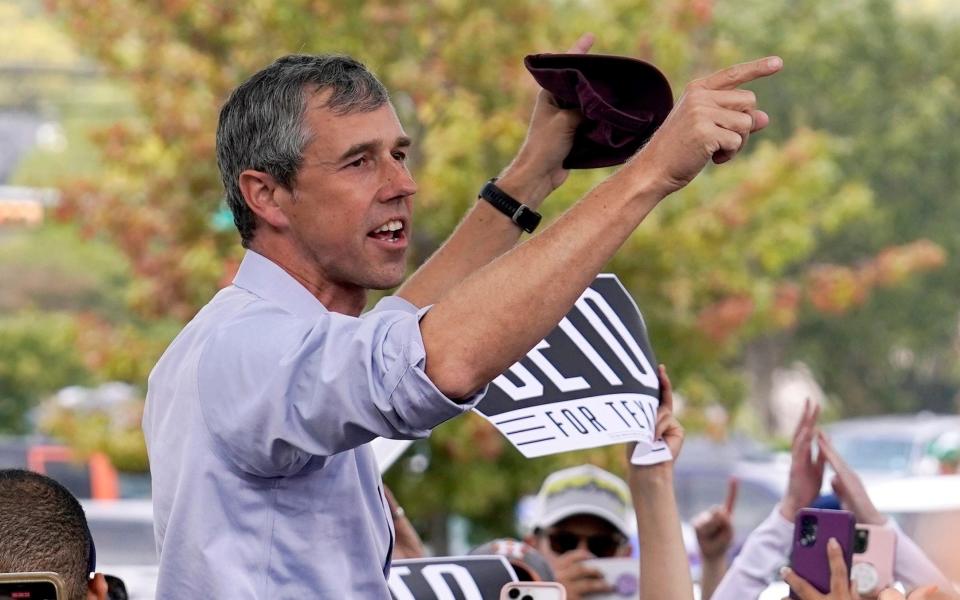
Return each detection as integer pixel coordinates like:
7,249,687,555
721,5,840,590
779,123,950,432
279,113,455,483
524,364,694,600
524,464,633,598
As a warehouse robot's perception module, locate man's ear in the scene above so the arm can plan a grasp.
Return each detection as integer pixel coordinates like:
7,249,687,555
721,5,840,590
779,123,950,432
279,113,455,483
238,169,292,230
87,573,108,600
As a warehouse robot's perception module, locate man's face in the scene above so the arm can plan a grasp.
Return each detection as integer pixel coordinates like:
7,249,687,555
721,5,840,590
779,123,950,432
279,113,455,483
533,515,630,563
282,92,416,292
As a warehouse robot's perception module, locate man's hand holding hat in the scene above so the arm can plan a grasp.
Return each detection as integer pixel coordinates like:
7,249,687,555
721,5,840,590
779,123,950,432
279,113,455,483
499,33,597,204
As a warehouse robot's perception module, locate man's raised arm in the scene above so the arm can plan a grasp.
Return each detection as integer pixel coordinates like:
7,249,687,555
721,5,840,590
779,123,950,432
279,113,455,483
418,56,783,399
396,34,594,308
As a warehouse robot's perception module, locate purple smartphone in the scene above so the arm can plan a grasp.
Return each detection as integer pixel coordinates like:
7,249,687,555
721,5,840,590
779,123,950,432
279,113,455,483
789,508,856,598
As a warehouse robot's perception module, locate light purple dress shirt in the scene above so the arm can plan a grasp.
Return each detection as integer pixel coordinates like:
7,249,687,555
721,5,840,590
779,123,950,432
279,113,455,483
144,250,482,598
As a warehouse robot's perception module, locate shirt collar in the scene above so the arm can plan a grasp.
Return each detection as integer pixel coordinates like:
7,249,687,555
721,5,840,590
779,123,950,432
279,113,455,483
232,250,329,319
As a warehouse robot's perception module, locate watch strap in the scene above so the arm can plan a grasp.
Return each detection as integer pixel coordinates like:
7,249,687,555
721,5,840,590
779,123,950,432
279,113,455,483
479,179,542,233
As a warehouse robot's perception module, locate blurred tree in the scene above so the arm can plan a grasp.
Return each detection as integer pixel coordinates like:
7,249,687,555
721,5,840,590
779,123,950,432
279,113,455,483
42,0,949,546
713,0,960,417
0,311,90,433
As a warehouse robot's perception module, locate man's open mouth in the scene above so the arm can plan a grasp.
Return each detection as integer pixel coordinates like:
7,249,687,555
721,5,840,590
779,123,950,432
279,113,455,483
368,219,404,243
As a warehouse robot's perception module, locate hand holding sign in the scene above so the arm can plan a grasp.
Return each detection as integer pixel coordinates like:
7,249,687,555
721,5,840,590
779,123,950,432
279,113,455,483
476,275,668,463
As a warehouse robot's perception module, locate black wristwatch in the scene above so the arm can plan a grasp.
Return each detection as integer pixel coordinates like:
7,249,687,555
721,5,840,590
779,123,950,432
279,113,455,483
479,179,542,234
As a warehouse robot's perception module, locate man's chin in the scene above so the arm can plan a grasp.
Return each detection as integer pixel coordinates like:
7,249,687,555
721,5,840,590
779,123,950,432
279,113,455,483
364,271,406,292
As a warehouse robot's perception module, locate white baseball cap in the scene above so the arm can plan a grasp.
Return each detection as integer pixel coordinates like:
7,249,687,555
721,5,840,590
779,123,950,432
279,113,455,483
529,464,632,537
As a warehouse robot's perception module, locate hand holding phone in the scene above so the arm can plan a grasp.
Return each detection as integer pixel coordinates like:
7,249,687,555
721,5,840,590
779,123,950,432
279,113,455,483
851,524,896,596
782,537,854,600
788,508,855,598
500,581,567,600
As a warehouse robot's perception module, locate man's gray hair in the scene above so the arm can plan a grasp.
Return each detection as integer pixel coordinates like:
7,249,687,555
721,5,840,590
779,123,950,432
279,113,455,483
216,54,390,247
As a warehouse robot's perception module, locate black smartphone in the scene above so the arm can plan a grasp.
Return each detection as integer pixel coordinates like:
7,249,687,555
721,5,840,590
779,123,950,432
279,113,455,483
0,572,66,600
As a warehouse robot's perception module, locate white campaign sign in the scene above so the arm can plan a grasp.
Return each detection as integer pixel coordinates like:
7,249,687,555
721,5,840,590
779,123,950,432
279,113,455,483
475,275,670,464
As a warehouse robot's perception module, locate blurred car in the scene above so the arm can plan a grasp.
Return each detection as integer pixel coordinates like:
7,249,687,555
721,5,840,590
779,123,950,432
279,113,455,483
83,499,158,600
826,414,960,479
0,435,121,499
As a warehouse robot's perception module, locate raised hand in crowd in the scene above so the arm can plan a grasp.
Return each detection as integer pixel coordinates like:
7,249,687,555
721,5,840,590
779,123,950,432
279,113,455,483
817,431,956,597
628,364,695,600
816,431,886,526
783,538,942,600
709,400,826,600
695,477,738,600
781,400,826,521
782,538,864,600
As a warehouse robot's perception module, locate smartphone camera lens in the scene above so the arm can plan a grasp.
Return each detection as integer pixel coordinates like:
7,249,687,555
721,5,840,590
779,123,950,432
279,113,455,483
799,515,818,547
854,528,869,554
508,589,520,599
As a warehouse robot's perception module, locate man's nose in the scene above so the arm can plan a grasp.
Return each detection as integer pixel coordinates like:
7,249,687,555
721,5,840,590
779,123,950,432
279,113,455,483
380,157,417,201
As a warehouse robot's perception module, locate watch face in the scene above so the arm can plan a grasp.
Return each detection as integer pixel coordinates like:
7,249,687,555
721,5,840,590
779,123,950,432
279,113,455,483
851,562,879,595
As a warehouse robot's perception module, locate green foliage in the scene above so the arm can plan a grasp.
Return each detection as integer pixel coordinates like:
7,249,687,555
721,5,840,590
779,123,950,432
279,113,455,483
0,223,131,317
714,0,960,415
0,311,91,432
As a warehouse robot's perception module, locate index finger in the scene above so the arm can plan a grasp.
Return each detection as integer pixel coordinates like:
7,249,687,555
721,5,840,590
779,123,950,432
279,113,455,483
699,56,783,91
724,477,738,515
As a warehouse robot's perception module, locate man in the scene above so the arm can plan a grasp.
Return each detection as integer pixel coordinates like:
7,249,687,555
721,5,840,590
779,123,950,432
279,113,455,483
144,35,781,596
0,469,108,600
524,464,634,599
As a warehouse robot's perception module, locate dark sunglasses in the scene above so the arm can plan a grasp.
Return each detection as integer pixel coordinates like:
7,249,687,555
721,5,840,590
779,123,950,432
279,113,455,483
545,530,625,558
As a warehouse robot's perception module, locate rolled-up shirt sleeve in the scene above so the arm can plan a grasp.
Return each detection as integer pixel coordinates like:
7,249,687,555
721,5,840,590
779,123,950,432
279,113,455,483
197,295,484,477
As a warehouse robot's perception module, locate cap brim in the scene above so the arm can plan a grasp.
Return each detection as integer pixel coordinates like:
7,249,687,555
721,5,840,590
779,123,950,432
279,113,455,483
535,503,629,538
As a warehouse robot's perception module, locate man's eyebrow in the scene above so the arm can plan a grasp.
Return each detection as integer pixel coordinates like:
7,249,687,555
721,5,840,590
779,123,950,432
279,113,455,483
337,136,413,162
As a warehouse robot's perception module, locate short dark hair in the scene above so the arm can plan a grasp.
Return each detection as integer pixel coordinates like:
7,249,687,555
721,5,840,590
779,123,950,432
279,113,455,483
0,469,93,600
216,54,390,247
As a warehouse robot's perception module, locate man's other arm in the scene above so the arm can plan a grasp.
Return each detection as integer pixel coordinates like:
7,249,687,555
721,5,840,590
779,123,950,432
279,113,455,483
396,35,594,308
419,57,783,399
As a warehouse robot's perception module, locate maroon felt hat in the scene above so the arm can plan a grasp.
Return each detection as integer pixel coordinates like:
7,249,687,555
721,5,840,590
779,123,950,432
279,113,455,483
524,53,674,169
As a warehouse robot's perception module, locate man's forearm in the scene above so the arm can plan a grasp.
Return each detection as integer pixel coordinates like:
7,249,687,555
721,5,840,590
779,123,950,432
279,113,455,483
419,160,664,398
396,166,554,308
630,466,695,600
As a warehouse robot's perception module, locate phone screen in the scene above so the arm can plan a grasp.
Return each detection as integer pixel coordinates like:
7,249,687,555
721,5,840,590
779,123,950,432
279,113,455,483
0,580,60,600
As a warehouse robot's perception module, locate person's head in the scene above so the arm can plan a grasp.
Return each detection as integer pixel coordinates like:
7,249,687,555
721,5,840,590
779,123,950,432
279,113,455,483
469,538,555,581
524,465,633,563
0,469,107,600
217,54,416,302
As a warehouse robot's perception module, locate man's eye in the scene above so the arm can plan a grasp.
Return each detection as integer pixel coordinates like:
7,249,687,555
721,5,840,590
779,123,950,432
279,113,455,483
393,151,407,162
348,156,368,168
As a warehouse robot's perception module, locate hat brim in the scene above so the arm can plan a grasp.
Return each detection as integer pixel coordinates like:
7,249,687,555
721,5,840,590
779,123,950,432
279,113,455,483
535,503,630,538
